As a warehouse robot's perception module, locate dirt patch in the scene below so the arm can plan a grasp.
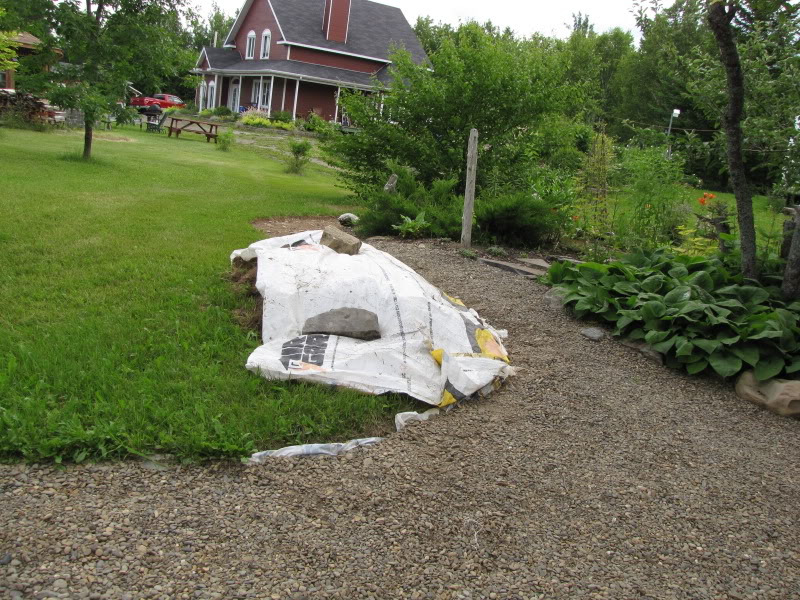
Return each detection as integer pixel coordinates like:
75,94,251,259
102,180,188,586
251,215,345,238
94,133,135,143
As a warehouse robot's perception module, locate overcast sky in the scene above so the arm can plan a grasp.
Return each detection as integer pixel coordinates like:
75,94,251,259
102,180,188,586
194,0,643,39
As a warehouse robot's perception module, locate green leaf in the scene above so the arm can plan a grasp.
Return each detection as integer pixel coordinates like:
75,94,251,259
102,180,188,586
675,339,695,357
668,265,689,278
785,358,800,374
693,338,721,355
715,299,745,310
612,281,639,295
640,274,665,293
640,301,667,320
645,330,671,344
709,351,743,378
737,286,769,306
651,336,678,354
628,328,646,341
731,345,760,367
687,270,713,291
754,354,785,381
686,359,708,375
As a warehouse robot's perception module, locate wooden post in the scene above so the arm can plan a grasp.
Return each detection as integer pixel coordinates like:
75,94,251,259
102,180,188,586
461,128,479,248
384,174,398,193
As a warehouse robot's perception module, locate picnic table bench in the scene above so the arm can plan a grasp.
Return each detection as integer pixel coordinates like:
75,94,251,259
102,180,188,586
167,117,219,143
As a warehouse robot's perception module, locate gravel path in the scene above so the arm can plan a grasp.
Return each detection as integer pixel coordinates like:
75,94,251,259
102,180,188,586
2,238,799,600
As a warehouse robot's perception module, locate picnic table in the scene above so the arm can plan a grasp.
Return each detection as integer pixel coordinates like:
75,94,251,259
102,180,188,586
167,117,219,143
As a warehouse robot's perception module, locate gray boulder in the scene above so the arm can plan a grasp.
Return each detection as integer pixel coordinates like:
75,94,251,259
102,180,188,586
302,308,380,341
321,226,362,255
338,213,360,226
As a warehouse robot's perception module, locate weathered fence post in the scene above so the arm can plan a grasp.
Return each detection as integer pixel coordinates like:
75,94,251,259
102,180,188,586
461,129,479,248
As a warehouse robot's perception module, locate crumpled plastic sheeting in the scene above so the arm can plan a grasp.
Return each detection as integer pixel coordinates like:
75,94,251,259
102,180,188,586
249,438,382,462
231,231,514,408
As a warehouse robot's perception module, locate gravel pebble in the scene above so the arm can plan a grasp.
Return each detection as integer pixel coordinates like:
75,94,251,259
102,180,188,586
1,237,799,599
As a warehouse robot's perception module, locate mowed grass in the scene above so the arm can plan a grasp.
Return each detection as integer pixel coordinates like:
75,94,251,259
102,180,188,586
0,126,411,462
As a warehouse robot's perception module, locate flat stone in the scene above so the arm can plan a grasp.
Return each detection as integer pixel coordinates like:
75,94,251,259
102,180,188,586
546,255,582,266
518,258,551,270
478,258,547,277
338,213,359,226
320,226,362,255
0,553,11,565
543,287,568,311
580,327,605,341
620,340,664,365
735,371,800,417
302,308,380,341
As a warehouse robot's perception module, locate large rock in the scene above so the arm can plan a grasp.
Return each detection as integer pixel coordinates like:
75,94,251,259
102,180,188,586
518,257,551,270
543,287,569,311
581,327,605,342
320,226,362,255
735,370,800,417
302,308,380,341
338,213,359,226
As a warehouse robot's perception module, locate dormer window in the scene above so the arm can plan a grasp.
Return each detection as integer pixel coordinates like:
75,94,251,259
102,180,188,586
245,31,256,59
261,29,271,59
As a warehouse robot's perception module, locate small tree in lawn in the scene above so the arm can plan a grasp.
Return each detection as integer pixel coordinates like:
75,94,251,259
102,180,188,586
37,0,192,159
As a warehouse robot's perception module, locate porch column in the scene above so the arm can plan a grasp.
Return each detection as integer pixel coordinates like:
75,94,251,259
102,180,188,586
281,79,287,112
258,75,264,111
334,87,340,123
292,79,300,121
214,74,220,108
267,75,275,118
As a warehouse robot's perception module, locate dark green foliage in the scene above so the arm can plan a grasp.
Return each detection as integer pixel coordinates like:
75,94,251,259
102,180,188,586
547,248,800,379
324,22,567,199
212,105,232,116
271,110,293,123
285,138,312,174
476,192,565,248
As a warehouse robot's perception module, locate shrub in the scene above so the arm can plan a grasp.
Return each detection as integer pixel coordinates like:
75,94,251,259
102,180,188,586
460,249,478,260
486,246,508,257
302,112,336,135
476,191,565,247
271,110,293,123
216,128,234,151
213,105,233,117
616,147,692,249
199,108,213,118
392,212,430,238
547,248,800,380
285,138,312,174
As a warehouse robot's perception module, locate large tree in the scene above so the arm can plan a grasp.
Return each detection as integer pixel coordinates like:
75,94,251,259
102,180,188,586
327,22,567,197
19,0,193,159
0,9,17,73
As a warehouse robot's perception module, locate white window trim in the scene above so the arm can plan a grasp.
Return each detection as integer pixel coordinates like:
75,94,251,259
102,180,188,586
245,31,256,60
261,29,271,60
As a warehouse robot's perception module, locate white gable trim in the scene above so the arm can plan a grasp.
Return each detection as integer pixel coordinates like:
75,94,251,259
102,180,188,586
225,0,286,46
195,47,210,69
276,41,390,63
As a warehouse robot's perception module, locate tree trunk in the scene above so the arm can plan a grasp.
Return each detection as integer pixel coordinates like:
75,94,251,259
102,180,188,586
708,3,758,279
783,207,800,299
83,119,93,160
781,218,796,260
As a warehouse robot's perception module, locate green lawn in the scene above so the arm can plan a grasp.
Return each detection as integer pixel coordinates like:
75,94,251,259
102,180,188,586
0,126,411,462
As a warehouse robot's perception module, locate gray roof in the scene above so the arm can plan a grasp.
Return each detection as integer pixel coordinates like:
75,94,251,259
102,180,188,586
227,0,426,64
203,47,242,69
200,54,386,89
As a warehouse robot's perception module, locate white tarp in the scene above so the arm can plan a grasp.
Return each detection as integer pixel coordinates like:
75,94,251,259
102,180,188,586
232,231,513,408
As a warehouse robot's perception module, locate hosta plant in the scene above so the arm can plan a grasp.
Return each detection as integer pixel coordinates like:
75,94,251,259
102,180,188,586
546,249,800,380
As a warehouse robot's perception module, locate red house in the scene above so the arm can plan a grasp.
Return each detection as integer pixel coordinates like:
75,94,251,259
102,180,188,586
192,0,426,122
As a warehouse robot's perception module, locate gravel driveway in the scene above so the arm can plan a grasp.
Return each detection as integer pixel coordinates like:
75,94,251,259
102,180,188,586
2,238,799,600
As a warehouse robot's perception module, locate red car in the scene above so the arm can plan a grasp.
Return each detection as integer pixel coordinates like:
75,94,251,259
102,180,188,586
130,93,186,113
